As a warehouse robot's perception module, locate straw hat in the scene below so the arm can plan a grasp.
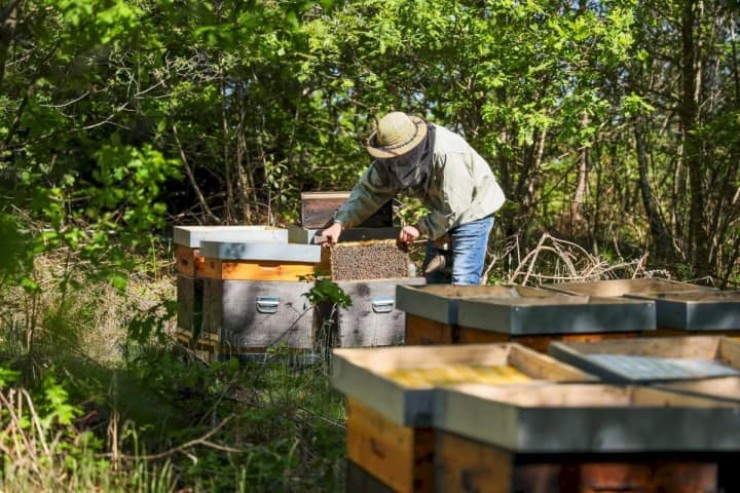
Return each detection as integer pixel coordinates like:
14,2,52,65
366,112,428,159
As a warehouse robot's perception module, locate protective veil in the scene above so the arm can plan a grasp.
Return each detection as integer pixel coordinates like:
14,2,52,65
375,123,436,197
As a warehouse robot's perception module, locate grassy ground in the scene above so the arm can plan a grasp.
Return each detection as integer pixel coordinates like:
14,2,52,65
0,254,347,492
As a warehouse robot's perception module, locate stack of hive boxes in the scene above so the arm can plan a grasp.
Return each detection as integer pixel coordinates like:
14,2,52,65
333,337,740,493
544,278,740,337
174,226,291,358
288,192,425,349
396,283,656,352
174,225,322,361
174,190,428,359
332,278,740,492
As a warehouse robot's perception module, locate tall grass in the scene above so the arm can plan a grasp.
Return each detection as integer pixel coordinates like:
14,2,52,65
0,253,347,492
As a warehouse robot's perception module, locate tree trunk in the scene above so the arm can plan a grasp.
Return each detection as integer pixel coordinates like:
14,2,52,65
570,112,589,233
0,0,22,89
634,120,674,260
680,0,709,275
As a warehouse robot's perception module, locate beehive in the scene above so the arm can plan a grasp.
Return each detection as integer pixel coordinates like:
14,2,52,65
434,382,738,492
191,241,323,357
173,226,289,350
397,284,656,351
544,279,740,335
398,285,556,345
332,343,593,493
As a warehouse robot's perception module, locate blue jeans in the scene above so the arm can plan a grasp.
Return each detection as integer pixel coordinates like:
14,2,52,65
424,215,494,285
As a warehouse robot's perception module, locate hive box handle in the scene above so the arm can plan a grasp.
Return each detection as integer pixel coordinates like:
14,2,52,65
371,297,395,314
256,296,280,314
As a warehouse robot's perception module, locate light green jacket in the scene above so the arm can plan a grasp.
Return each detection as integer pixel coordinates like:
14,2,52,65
334,124,506,240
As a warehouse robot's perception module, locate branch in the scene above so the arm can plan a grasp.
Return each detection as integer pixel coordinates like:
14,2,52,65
102,415,240,461
172,123,222,224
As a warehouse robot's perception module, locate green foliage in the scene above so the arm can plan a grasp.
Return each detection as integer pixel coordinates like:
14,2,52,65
303,278,352,309
127,300,178,345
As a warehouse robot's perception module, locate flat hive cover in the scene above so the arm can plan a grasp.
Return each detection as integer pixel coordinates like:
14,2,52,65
549,335,740,382
174,225,287,247
544,278,713,297
628,291,740,331
457,295,656,334
435,383,740,453
584,354,740,380
396,284,564,325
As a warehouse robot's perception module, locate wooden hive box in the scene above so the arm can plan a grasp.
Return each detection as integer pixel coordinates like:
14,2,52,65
199,240,322,282
397,285,559,345
300,191,393,228
627,290,740,333
549,335,740,383
434,382,740,492
319,277,427,349
173,226,288,351
195,241,323,358
202,278,316,354
455,293,656,352
331,343,593,493
173,225,288,277
398,284,656,351
543,278,739,336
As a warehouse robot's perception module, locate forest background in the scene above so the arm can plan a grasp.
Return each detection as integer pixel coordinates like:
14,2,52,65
0,0,738,491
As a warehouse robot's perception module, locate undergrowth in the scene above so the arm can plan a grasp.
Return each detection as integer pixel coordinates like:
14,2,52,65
0,253,347,492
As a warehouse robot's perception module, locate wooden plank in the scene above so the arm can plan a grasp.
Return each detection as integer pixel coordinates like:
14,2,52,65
459,328,639,354
437,432,718,493
544,278,714,297
346,399,434,493
719,337,740,367
550,335,725,359
201,258,317,281
507,344,596,381
436,430,514,493
175,245,205,277
404,314,456,345
657,376,740,404
176,274,204,332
